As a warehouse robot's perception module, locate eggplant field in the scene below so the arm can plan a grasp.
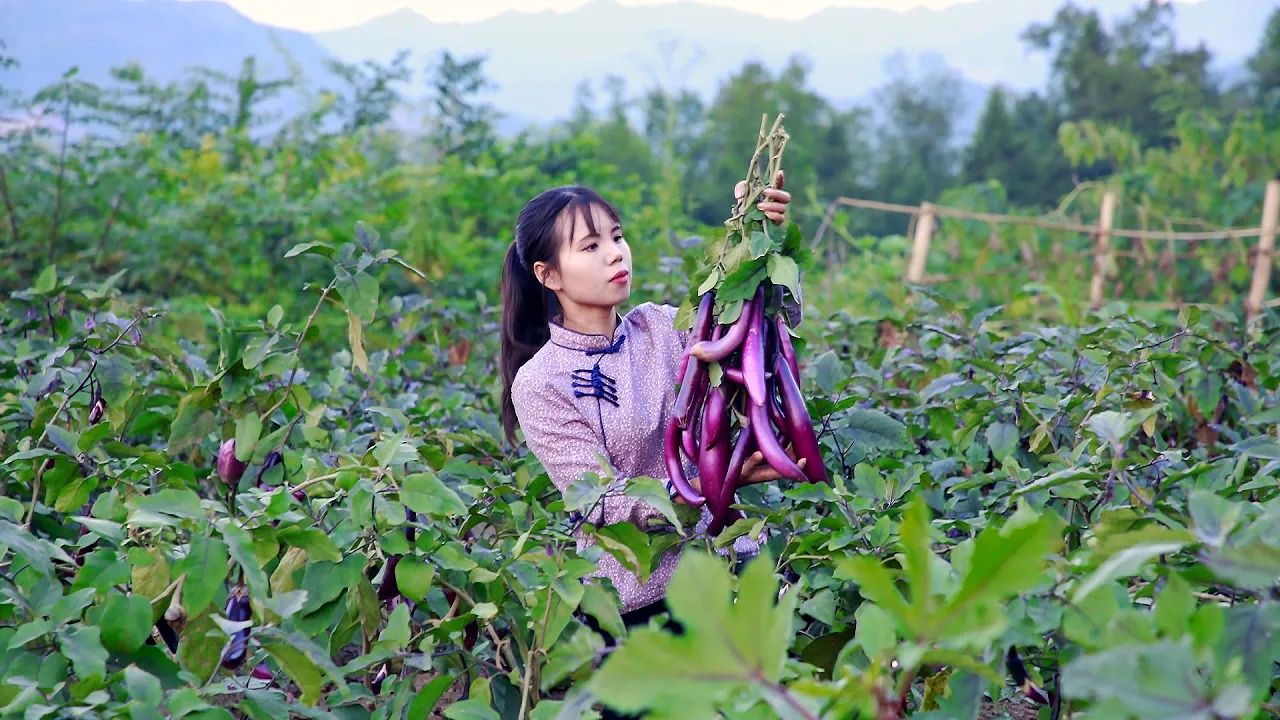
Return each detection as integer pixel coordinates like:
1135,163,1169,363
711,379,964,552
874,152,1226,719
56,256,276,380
2,5,1280,719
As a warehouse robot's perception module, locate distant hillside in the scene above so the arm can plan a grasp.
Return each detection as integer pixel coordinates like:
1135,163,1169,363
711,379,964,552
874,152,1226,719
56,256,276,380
0,0,334,98
0,0,1271,138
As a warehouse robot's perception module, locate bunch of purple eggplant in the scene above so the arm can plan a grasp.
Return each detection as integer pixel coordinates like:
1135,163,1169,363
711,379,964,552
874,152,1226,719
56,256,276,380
664,284,827,533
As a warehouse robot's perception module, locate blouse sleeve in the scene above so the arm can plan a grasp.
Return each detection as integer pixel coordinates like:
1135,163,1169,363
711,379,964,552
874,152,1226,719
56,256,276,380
512,374,663,528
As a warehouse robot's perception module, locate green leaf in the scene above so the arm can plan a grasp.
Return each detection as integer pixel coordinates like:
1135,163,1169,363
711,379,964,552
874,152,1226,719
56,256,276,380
338,271,379,324
765,254,800,296
717,260,766,305
45,425,79,456
394,556,435,602
76,422,115,453
378,602,411,650
1012,467,1101,497
941,509,1061,629
7,620,50,649
589,552,794,718
408,674,456,719
1063,639,1227,718
623,477,683,533
259,630,347,707
541,627,605,691
985,423,1019,462
0,519,63,578
234,414,261,463
1188,489,1242,548
124,665,163,707
33,265,57,294
241,334,278,370
283,241,334,259
799,588,836,626
178,610,222,681
836,556,910,622
579,583,626,640
401,472,467,518
854,603,896,659
100,592,153,653
58,626,108,680
442,700,500,720
1072,541,1185,603
1231,437,1280,460
276,526,342,564
748,230,771,259
221,522,269,600
839,410,909,451
176,535,228,614
900,495,935,622
1086,411,1134,449
593,523,653,583
1202,540,1280,590
168,390,215,453
1154,573,1195,638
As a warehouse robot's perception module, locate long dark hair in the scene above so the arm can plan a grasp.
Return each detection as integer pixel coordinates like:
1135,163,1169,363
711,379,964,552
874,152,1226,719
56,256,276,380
500,185,621,445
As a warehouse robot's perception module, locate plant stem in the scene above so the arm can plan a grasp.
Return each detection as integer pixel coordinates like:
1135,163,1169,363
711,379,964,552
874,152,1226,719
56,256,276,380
258,279,336,425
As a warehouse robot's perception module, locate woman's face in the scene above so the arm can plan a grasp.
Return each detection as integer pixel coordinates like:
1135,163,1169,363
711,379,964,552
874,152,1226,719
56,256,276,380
536,202,632,311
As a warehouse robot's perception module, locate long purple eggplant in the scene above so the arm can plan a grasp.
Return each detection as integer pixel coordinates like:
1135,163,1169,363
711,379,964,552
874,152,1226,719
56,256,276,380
663,417,705,505
741,289,768,407
749,401,806,482
710,420,755,534
676,323,720,429
775,314,800,380
690,295,756,363
677,292,717,380
698,387,730,519
378,555,401,602
774,355,828,484
723,367,745,385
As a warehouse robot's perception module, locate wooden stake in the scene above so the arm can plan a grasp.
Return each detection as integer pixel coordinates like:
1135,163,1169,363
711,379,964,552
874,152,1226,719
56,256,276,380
1088,190,1118,309
905,202,935,284
1244,180,1280,321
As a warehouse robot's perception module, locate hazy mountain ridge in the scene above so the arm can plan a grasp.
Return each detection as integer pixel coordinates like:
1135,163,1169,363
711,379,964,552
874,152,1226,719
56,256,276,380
0,0,1269,136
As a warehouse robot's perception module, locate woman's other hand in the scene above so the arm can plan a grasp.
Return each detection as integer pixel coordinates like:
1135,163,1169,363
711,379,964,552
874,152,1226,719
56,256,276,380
739,444,806,485
734,170,790,225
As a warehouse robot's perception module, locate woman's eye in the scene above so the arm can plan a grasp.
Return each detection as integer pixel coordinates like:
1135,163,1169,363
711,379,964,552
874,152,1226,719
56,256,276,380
585,243,597,251
613,235,625,243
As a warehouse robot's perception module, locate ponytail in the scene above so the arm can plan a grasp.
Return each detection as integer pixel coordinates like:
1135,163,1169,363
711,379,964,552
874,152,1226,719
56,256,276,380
500,241,555,444
498,185,621,446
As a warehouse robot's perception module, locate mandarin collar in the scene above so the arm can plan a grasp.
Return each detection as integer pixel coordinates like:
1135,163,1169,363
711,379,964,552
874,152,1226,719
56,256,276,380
547,312,627,352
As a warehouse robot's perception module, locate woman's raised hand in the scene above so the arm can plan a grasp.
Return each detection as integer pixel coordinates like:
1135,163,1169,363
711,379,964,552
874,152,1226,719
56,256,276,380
734,170,791,225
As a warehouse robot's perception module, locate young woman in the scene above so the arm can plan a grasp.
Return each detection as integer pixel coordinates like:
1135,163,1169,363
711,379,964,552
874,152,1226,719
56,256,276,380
499,175,799,632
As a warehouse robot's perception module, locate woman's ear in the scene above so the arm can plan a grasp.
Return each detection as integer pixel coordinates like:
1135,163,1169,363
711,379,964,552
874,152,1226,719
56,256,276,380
532,261,562,292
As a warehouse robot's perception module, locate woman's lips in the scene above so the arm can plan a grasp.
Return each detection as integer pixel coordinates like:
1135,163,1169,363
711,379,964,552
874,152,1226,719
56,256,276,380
610,271,630,284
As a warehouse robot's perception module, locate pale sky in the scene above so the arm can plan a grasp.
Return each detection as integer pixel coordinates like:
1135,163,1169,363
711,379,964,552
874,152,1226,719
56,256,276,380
181,0,1065,32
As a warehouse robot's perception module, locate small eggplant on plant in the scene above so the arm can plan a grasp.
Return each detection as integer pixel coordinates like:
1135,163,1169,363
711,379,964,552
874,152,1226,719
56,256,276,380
217,439,248,485
220,585,251,669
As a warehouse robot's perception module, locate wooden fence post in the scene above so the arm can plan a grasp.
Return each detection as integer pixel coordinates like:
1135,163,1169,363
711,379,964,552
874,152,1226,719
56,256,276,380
1244,179,1280,320
905,202,935,284
1088,190,1118,309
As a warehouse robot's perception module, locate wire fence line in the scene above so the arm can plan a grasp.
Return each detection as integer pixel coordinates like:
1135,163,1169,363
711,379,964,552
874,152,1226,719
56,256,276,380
813,179,1280,319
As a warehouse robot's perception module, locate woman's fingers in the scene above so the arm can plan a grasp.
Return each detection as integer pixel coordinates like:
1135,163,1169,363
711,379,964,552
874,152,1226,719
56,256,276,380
734,180,747,200
761,188,791,203
775,170,785,190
